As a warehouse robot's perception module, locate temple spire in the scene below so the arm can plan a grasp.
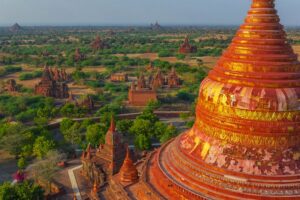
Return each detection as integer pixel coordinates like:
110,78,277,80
85,143,91,160
42,65,52,81
109,115,116,132
92,180,98,193
119,146,138,183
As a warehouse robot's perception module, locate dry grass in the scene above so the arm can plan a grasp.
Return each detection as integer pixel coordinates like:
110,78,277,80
68,82,96,96
293,45,300,59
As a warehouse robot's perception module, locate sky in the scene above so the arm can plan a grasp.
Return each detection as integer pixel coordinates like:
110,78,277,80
0,0,299,26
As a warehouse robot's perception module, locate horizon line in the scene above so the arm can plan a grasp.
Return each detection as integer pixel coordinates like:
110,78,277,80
1,23,300,28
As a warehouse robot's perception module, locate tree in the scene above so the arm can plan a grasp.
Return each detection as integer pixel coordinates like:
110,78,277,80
60,118,74,133
33,136,55,159
28,150,65,194
61,122,82,145
0,182,16,200
100,112,116,129
176,90,195,102
134,134,151,151
0,181,44,200
116,119,133,134
0,124,33,158
34,116,48,128
159,124,178,144
153,121,167,138
146,100,160,110
86,124,106,147
137,107,159,124
129,119,154,138
60,103,85,117
17,157,27,170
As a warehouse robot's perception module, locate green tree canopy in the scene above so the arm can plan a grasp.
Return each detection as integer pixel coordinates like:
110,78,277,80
134,134,151,151
0,181,44,200
86,124,106,147
33,136,56,159
61,122,82,145
116,119,133,134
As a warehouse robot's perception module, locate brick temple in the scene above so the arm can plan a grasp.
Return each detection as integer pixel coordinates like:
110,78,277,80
110,73,128,82
150,67,181,89
5,79,18,92
128,74,157,106
91,35,109,51
74,48,85,62
178,36,197,54
35,66,69,98
81,117,127,188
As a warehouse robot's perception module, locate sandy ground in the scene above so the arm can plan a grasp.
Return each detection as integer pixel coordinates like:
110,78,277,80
293,45,300,59
68,82,96,96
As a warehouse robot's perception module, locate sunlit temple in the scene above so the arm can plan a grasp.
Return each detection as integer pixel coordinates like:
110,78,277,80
146,0,300,199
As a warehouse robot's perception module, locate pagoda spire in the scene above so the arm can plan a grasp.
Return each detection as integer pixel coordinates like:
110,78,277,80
92,180,98,193
109,115,116,132
42,65,52,81
119,146,138,183
105,116,121,146
148,0,300,199
209,0,299,88
85,143,91,160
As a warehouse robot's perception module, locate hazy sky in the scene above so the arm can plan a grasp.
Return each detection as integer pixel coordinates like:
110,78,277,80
0,0,299,26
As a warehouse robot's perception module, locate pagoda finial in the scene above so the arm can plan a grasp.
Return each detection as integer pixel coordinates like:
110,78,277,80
92,180,98,193
125,145,131,160
85,143,91,159
42,64,52,80
80,150,86,159
109,115,116,132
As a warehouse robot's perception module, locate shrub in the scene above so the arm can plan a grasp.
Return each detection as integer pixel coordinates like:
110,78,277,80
19,71,42,80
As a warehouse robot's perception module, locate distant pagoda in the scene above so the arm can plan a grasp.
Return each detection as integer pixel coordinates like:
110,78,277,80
35,66,69,98
178,36,197,54
9,23,22,33
74,48,85,62
150,21,162,30
147,0,300,199
91,35,109,51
